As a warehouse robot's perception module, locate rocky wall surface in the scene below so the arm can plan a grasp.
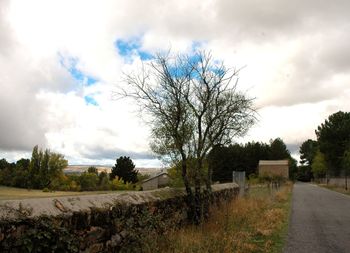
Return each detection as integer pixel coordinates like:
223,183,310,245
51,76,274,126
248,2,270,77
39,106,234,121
0,183,239,253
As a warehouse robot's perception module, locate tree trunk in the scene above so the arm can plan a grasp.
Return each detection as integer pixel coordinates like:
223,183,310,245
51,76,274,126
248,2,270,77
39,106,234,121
181,159,197,223
194,179,201,225
203,161,213,220
345,172,348,191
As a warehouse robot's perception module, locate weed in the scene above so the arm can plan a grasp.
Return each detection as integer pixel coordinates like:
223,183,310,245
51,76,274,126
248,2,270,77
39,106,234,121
147,183,292,253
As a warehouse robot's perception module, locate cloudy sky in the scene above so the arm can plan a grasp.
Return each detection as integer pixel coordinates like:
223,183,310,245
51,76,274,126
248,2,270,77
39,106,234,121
1,0,350,167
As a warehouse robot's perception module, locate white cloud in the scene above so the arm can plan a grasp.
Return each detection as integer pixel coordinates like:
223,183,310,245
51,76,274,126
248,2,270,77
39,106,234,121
1,0,350,165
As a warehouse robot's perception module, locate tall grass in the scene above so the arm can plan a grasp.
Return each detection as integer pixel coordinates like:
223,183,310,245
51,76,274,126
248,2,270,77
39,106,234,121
146,183,292,253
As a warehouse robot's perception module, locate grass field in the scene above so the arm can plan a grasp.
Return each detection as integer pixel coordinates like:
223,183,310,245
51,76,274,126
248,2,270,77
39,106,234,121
0,186,117,200
319,184,350,195
150,183,293,253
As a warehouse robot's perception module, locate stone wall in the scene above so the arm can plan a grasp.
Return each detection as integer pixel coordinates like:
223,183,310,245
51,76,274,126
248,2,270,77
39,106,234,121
0,183,239,253
259,164,289,178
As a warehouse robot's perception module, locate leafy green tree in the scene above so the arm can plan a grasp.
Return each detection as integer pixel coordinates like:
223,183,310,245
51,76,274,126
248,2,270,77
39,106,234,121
13,158,30,187
0,158,10,170
208,145,235,183
0,160,15,186
98,171,110,190
315,111,350,176
269,138,290,160
311,150,327,179
48,152,68,182
299,139,318,166
342,149,350,190
88,166,98,175
296,165,313,182
110,156,138,183
79,172,99,191
29,145,42,188
40,149,50,187
209,138,295,181
28,146,68,189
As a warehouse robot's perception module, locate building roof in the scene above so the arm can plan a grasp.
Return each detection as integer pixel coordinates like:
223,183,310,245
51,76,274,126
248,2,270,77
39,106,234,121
258,160,289,166
142,172,169,183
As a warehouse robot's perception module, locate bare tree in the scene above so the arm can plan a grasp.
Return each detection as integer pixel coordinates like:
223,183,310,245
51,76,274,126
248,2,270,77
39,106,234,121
121,51,255,224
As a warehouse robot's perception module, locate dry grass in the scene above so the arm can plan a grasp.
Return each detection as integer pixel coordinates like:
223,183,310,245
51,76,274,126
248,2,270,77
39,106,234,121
151,183,293,253
0,186,118,200
319,184,350,195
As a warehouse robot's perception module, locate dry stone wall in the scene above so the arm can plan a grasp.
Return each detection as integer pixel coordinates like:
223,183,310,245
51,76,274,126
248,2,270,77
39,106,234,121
0,183,238,253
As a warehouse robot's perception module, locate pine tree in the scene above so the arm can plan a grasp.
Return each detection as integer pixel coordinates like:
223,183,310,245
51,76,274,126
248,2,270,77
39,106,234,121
110,156,138,183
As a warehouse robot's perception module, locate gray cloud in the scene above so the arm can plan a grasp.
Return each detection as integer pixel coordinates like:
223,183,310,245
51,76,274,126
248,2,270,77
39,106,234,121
2,0,350,165
113,0,350,108
80,145,155,161
286,143,300,156
0,0,78,152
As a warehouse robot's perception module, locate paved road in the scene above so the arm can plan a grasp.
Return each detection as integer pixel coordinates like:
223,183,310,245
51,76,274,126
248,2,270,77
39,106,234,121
284,182,350,253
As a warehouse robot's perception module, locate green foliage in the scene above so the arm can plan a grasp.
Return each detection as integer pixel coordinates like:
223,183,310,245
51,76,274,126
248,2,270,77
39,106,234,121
0,147,143,192
18,218,79,253
87,166,98,174
258,173,286,186
137,173,150,182
296,165,313,182
42,187,50,192
98,171,110,190
168,159,208,187
209,138,293,182
79,172,99,191
0,158,31,188
315,111,350,176
299,139,318,166
28,145,68,189
311,151,327,178
342,149,350,176
110,156,138,183
111,177,134,190
269,138,290,159
167,166,184,187
48,153,68,181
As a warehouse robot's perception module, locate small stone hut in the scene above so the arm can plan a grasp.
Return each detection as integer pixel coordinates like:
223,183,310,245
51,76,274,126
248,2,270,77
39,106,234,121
258,160,289,179
142,172,170,191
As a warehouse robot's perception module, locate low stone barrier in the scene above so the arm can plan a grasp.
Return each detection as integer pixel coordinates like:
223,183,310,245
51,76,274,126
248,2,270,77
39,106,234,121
0,183,239,252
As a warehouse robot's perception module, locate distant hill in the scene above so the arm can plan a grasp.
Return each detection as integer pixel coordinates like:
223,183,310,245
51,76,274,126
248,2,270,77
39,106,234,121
64,165,163,175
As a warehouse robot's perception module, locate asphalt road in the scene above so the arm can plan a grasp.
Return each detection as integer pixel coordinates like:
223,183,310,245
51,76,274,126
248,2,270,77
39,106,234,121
284,182,350,253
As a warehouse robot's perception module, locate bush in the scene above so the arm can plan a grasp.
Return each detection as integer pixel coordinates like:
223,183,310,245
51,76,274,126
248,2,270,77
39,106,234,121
111,177,134,191
98,171,111,190
42,187,50,192
79,173,99,191
69,180,81,191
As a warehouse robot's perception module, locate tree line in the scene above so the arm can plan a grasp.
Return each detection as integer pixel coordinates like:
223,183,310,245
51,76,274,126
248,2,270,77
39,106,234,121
208,137,297,182
0,146,142,191
298,111,350,181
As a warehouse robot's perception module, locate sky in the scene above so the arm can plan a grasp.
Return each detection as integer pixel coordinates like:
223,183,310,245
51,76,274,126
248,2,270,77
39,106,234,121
1,0,350,167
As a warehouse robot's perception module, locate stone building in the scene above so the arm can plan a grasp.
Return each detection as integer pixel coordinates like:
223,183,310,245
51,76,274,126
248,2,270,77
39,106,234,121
258,160,289,179
142,172,170,191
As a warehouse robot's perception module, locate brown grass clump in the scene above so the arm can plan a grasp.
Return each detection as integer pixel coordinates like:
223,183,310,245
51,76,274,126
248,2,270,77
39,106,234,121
149,183,292,253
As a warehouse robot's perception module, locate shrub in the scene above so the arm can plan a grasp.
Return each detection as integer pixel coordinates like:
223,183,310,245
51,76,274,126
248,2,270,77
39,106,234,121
79,173,99,191
111,177,134,191
42,187,50,192
69,180,81,191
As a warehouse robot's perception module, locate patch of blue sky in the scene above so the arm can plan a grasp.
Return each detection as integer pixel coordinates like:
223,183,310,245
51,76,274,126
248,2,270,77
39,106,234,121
58,54,98,86
191,40,205,52
115,37,154,61
84,95,98,106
